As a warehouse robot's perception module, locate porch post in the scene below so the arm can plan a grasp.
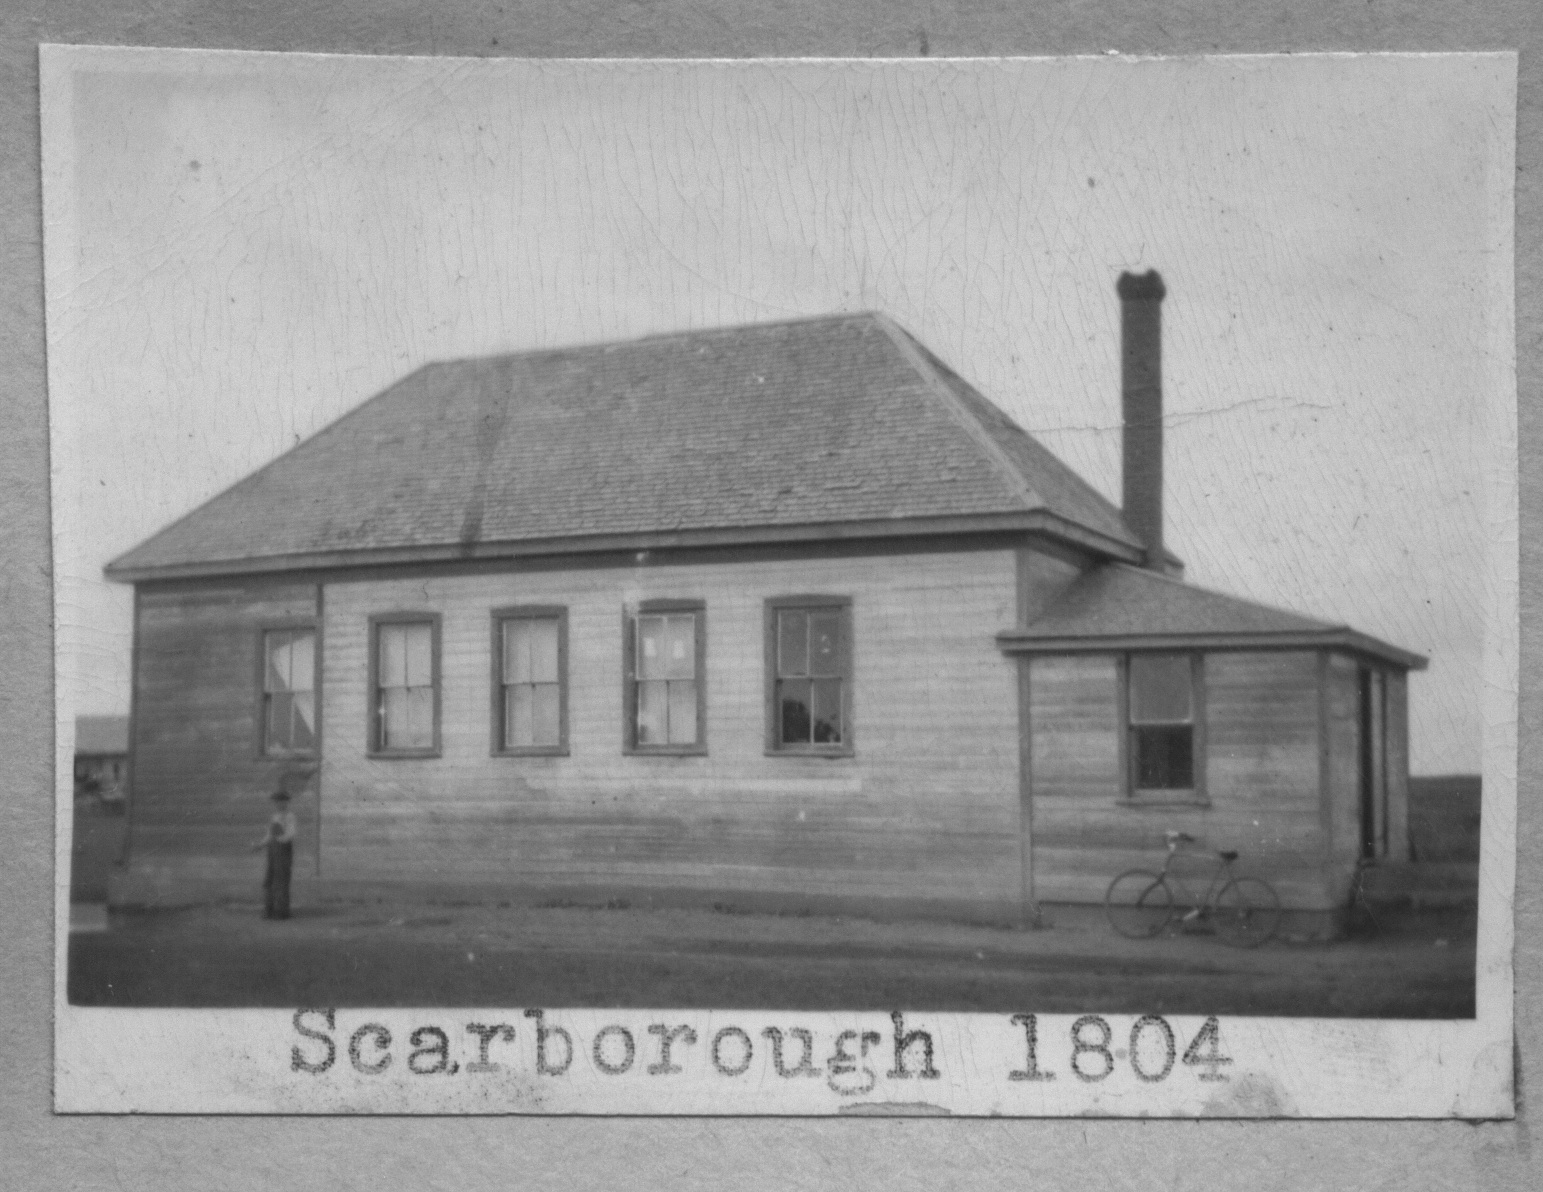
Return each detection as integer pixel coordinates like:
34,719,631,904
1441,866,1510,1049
1016,654,1038,927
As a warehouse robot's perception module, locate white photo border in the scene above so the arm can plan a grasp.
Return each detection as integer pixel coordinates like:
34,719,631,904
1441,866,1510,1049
42,45,1518,1118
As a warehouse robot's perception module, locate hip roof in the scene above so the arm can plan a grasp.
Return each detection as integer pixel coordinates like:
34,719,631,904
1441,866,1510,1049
106,313,1147,582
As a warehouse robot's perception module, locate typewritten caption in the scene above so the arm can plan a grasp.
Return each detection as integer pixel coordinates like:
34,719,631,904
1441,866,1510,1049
288,1009,1235,1094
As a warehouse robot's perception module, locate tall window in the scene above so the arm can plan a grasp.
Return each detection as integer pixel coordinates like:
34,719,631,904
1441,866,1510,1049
626,601,705,752
494,607,567,754
767,597,852,754
371,616,439,755
1126,653,1201,797
262,627,316,755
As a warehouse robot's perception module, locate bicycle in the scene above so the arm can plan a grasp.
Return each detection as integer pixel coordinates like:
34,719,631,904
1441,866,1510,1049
1104,831,1282,947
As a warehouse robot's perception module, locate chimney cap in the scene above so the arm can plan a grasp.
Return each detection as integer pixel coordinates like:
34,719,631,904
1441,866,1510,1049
1116,269,1166,302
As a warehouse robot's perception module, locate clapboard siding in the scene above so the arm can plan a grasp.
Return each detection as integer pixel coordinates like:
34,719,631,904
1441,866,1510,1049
1029,649,1336,909
126,581,320,884
1028,656,1121,801
1032,846,1330,908
319,548,1021,907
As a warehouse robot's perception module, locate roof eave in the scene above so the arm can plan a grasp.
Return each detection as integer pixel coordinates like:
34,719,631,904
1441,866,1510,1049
995,627,1428,671
104,509,1147,585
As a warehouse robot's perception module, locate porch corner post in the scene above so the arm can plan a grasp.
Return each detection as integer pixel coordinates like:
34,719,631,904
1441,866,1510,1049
1016,652,1039,928
1316,649,1336,904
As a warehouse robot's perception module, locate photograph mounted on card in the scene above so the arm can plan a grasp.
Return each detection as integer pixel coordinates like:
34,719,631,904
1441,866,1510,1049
42,46,1517,1116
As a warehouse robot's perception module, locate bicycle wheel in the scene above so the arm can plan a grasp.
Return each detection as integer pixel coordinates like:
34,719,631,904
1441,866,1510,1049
1213,877,1282,947
1105,870,1174,938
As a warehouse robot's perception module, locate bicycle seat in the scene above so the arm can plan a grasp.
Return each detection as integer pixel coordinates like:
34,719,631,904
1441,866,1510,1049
1219,849,1239,863
1165,830,1197,845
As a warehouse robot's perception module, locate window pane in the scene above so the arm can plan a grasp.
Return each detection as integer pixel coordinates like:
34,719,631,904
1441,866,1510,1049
504,621,528,684
382,686,434,751
527,619,559,684
778,610,808,678
382,687,407,747
265,632,291,692
811,678,843,744
507,684,535,748
292,691,315,751
664,615,695,680
1135,725,1194,789
404,623,433,687
808,611,842,677
267,691,294,751
406,686,434,749
637,679,668,744
289,630,315,693
504,618,559,686
638,616,666,679
1130,655,1192,723
668,680,698,744
532,684,561,746
779,679,812,745
379,625,407,687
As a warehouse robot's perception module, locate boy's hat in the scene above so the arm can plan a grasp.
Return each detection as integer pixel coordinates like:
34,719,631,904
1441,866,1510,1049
271,791,291,802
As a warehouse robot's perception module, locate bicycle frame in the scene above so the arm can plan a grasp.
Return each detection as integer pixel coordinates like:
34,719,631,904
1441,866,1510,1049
1156,833,1236,916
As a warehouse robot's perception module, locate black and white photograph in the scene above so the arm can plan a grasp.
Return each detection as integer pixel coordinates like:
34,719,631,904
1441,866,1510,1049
43,47,1515,1116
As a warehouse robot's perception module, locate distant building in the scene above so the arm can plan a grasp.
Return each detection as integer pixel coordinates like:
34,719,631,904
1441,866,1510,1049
104,272,1424,929
74,715,129,806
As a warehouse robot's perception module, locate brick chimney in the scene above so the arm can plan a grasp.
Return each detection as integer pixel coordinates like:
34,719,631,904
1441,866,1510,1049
1117,269,1166,571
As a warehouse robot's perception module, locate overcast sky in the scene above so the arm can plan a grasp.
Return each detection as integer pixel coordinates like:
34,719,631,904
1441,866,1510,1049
43,49,1513,773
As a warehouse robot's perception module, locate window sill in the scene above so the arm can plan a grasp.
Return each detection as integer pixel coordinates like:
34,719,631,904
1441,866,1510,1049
367,749,442,760
1116,795,1210,809
765,747,855,760
493,747,569,759
625,745,708,758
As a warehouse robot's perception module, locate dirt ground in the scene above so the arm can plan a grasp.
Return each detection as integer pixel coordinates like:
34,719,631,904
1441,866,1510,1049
67,896,1477,1017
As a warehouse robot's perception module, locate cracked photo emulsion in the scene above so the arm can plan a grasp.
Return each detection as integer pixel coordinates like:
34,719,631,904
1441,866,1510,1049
43,46,1517,1116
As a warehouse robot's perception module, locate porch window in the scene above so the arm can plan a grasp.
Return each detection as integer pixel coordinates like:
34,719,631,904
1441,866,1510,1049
1125,653,1203,798
766,597,853,755
370,615,440,755
625,601,705,753
494,607,567,754
262,627,316,756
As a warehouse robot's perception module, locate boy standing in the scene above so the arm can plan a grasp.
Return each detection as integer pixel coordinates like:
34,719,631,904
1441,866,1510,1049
252,791,297,919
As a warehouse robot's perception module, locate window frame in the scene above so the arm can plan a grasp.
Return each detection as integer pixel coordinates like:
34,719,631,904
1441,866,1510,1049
367,612,442,759
255,620,320,760
1119,651,1207,805
764,595,855,758
490,605,570,757
623,598,707,756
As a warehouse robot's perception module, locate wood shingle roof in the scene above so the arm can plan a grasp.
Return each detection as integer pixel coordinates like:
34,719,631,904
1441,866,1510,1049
107,313,1149,581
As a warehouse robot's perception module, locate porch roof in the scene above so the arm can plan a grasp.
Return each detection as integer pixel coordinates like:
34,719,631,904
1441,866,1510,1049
996,563,1427,670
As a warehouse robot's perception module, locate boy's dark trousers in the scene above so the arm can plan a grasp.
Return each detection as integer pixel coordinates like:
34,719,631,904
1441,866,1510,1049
264,840,293,919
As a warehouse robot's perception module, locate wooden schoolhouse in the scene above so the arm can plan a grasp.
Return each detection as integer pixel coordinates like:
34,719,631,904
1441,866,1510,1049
104,271,1425,929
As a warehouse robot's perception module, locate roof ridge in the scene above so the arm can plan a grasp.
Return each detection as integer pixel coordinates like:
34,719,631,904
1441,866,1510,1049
869,314,1040,512
419,311,888,373
1096,561,1347,631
